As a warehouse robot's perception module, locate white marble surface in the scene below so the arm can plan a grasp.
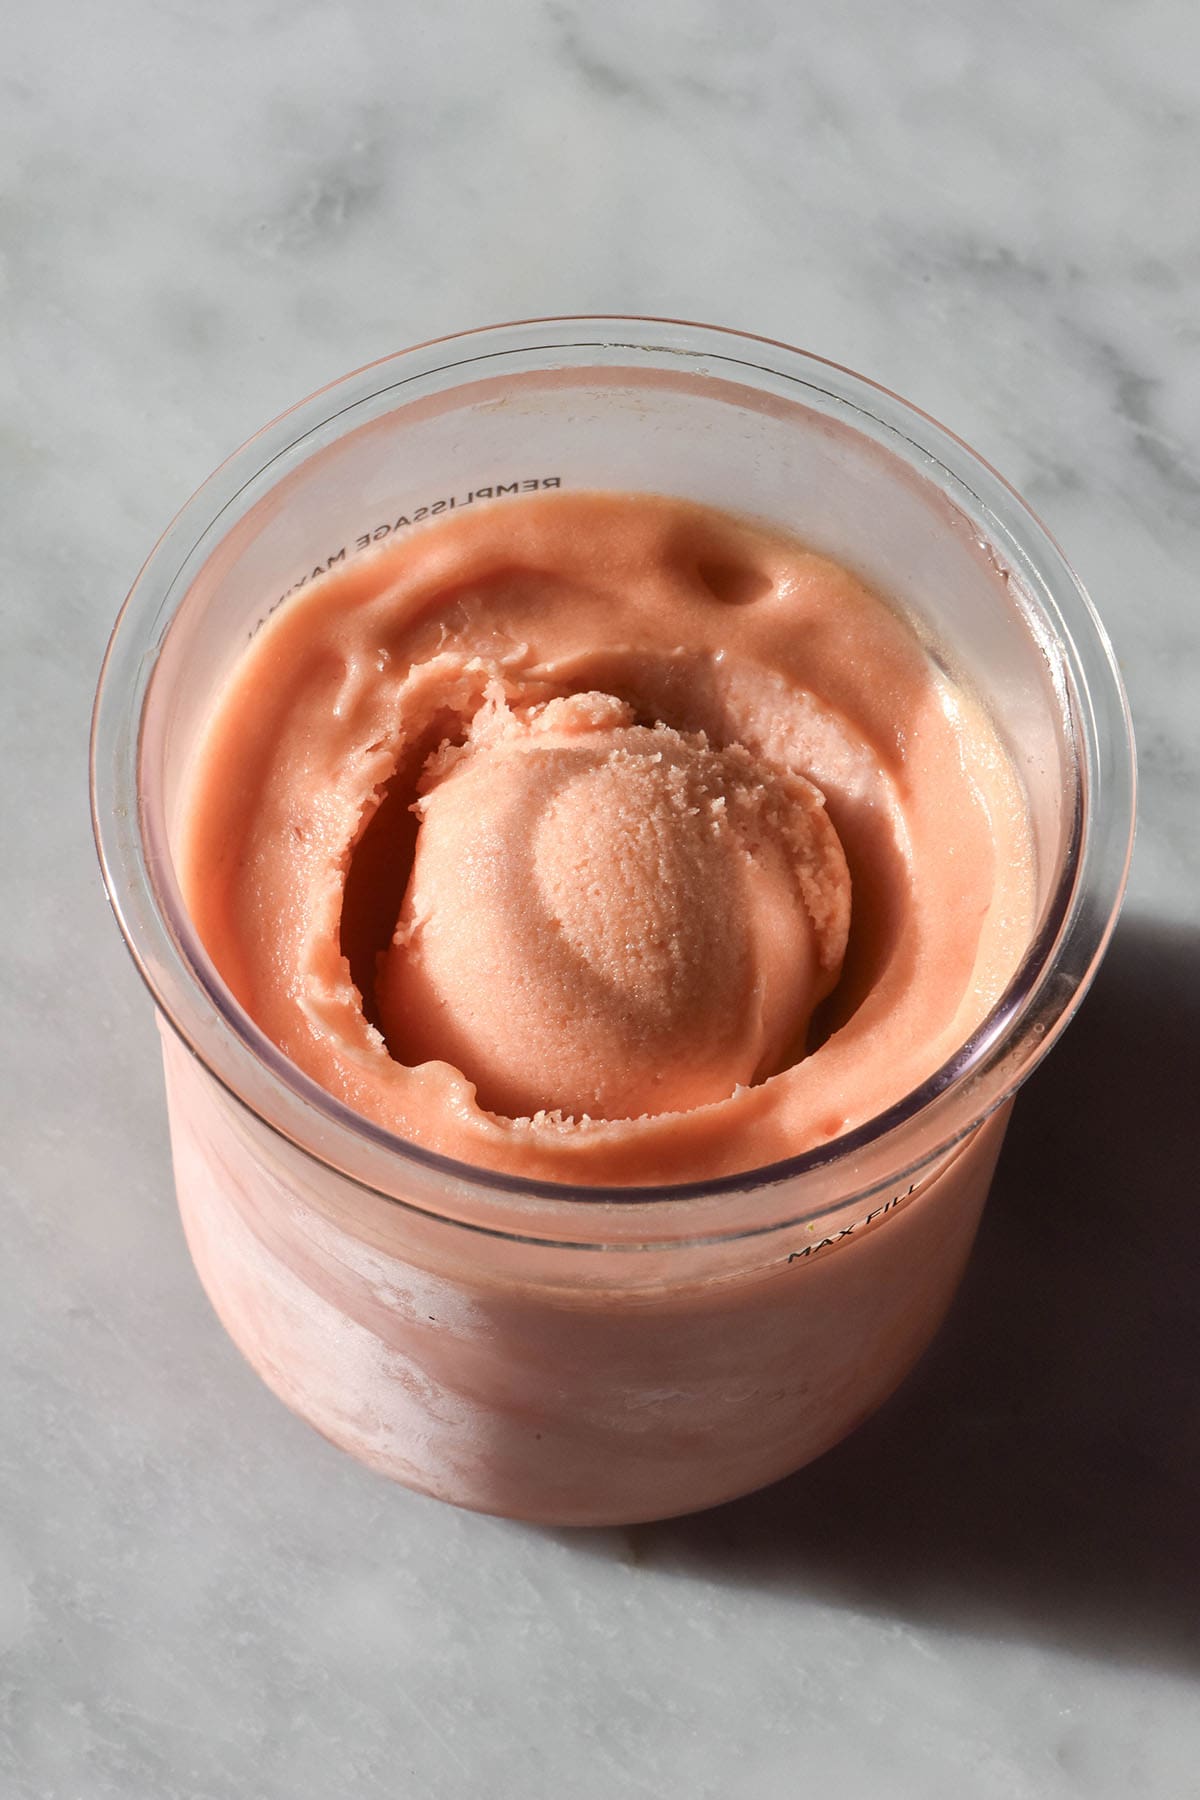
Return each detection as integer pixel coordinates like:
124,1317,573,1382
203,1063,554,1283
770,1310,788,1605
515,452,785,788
4,2,1199,1794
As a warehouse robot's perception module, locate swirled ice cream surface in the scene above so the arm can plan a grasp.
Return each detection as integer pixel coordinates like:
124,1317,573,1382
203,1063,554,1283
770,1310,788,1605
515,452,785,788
180,490,1033,1184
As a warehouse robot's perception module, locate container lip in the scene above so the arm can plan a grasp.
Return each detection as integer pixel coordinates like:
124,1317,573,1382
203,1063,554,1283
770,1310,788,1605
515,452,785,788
91,314,1136,1234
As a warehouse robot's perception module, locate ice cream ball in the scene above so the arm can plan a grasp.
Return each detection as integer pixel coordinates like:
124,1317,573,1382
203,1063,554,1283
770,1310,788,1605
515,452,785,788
378,690,851,1121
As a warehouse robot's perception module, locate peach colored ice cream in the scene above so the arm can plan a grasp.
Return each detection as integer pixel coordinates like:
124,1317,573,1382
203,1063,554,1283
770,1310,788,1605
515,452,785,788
180,490,1032,1185
378,689,850,1122
162,487,1039,1524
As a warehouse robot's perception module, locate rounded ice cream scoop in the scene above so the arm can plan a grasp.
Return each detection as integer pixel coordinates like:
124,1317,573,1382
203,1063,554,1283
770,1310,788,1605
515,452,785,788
377,691,851,1121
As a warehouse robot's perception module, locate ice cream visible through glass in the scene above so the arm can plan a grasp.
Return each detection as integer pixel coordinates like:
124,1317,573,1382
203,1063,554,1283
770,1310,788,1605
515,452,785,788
91,324,1132,1527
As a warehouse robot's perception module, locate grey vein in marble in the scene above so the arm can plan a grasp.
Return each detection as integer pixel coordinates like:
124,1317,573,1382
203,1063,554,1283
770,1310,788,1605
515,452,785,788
3,2,1200,1796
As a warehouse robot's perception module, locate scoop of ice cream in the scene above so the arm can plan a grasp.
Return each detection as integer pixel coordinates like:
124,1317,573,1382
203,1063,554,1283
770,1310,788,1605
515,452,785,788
376,690,850,1122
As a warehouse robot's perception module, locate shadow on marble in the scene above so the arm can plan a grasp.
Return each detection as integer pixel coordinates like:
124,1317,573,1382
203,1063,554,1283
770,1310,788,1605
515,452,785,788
581,915,1200,1671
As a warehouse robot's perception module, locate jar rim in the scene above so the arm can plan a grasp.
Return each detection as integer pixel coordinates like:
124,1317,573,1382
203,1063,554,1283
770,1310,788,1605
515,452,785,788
90,315,1136,1245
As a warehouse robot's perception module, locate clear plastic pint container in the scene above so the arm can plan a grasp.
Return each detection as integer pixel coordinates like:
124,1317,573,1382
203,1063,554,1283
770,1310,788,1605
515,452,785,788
91,318,1135,1526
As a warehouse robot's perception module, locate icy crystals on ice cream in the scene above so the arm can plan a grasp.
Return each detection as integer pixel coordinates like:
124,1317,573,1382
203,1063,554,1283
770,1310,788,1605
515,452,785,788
378,689,851,1121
